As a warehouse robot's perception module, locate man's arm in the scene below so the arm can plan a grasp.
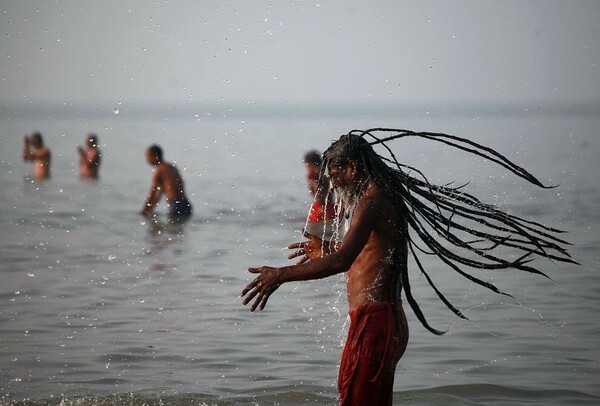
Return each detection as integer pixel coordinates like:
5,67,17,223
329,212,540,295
241,193,380,311
79,148,99,170
23,143,48,162
141,169,163,215
77,146,86,164
23,137,33,161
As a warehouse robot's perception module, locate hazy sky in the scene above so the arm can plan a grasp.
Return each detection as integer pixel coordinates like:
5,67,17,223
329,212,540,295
1,1,599,107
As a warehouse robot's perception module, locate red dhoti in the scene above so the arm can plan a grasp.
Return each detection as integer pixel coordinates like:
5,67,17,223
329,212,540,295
337,301,409,406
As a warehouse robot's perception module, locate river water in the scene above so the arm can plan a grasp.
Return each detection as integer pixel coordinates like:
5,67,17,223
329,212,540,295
1,107,599,405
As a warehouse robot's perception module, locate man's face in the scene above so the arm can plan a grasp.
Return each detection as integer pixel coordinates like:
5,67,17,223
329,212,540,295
305,162,320,176
328,163,351,189
329,160,362,212
145,149,157,166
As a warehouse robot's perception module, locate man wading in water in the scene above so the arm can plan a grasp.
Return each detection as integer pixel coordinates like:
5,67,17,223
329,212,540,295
22,132,51,180
140,144,192,222
241,129,575,405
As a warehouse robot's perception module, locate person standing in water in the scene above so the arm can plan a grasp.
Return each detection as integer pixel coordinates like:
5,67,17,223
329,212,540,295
77,133,102,180
297,150,337,262
140,144,192,221
242,129,574,405
303,150,323,199
22,132,51,180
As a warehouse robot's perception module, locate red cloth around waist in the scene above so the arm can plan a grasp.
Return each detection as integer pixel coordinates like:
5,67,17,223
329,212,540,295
338,301,409,406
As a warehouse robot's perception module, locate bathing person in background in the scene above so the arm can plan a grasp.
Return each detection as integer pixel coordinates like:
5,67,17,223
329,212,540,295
295,150,337,262
303,149,323,198
22,132,51,180
242,129,575,405
140,144,192,221
77,133,102,179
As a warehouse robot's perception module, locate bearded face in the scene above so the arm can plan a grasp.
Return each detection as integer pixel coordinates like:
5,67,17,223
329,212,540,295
326,163,367,218
335,174,363,215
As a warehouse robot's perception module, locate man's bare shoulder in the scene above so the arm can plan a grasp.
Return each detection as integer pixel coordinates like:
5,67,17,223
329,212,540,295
360,184,398,225
359,183,389,210
33,147,51,160
346,184,389,233
152,163,166,181
160,162,180,177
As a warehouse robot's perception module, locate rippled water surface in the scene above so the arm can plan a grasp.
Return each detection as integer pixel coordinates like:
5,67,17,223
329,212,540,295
1,111,599,405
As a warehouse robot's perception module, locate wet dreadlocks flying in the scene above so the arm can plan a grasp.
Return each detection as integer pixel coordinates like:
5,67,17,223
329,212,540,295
318,128,576,335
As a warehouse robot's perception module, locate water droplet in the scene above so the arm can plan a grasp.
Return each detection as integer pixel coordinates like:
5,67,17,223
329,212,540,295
48,207,53,213
108,254,116,261
113,108,119,115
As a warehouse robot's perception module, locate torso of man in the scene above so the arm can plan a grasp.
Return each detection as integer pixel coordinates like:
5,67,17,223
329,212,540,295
345,183,406,311
155,162,187,202
33,147,51,179
80,148,100,178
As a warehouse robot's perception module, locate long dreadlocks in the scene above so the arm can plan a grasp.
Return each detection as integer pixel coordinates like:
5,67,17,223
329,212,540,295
318,128,576,335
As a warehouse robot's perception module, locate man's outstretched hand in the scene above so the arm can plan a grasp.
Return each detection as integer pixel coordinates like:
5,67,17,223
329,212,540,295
241,266,281,312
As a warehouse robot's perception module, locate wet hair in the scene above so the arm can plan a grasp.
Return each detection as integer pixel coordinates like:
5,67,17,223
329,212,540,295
31,132,43,145
303,150,322,166
321,128,576,335
148,144,163,160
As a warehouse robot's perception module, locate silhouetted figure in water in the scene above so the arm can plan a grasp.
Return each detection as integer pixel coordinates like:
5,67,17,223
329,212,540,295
242,129,575,406
77,133,102,180
22,132,51,180
140,144,192,222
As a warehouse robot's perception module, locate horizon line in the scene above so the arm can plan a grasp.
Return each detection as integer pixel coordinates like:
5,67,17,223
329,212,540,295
2,100,599,119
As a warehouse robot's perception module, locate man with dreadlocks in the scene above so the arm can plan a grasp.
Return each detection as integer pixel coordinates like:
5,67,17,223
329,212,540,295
241,129,574,406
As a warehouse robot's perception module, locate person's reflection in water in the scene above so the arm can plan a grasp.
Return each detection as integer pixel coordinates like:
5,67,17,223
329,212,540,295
143,213,190,272
146,214,189,237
